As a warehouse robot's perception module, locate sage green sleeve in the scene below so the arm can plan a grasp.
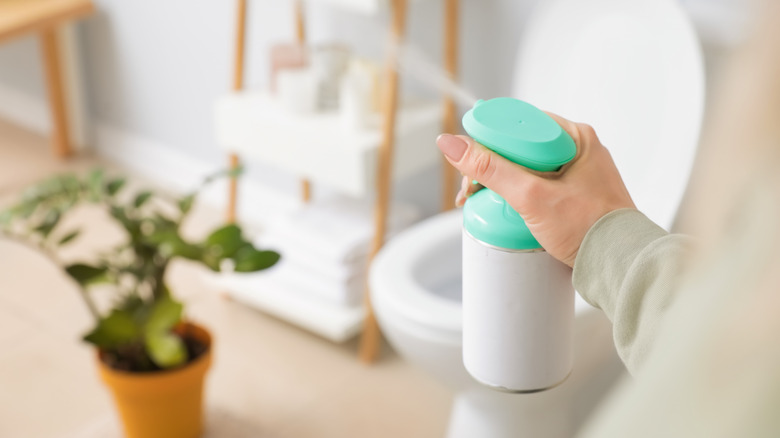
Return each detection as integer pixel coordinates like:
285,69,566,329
572,209,694,374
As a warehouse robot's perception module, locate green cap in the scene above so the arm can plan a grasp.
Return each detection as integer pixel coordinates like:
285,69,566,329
462,98,576,250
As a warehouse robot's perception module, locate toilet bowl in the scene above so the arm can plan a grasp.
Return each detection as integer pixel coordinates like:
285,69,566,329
371,0,704,435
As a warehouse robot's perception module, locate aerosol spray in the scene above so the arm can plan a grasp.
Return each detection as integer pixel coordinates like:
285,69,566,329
462,98,576,392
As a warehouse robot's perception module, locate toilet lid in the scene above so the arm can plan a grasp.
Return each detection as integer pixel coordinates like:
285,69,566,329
513,0,705,230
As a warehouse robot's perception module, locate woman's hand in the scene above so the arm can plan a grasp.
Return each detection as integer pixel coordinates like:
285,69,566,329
437,112,635,267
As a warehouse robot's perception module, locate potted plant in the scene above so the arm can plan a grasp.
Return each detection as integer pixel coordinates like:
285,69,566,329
0,169,279,438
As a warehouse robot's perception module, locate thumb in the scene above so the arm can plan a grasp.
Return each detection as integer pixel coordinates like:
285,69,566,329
436,134,541,199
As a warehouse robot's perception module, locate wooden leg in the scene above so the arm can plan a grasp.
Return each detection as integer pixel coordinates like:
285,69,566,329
233,0,247,91
227,0,247,223
359,0,408,364
301,179,312,202
59,24,89,152
294,0,312,203
441,0,460,211
227,154,240,223
39,27,72,159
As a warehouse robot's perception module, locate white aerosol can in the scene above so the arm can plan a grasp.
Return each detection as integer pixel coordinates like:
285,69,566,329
461,98,577,392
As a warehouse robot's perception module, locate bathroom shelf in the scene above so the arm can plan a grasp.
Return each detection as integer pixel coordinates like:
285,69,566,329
222,0,460,363
215,91,442,198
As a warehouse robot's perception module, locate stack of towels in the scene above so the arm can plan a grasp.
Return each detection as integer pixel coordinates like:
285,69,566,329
255,197,420,308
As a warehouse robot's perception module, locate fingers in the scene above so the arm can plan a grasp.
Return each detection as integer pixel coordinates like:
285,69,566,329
543,111,601,172
544,111,580,143
436,134,541,197
465,178,483,197
455,176,484,207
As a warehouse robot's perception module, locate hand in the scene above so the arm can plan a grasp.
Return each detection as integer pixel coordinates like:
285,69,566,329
437,113,636,267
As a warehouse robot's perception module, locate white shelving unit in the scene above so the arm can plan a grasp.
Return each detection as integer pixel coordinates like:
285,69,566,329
219,0,460,362
215,91,442,197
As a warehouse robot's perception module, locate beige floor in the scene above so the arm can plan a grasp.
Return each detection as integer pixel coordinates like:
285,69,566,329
0,119,453,438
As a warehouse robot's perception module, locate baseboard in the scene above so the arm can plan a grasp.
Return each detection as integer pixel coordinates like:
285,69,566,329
92,123,302,228
0,83,50,134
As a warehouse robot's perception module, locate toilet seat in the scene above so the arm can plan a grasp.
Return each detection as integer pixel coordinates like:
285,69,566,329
513,0,705,230
371,211,462,339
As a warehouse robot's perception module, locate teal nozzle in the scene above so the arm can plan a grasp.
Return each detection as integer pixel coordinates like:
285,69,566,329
462,98,576,250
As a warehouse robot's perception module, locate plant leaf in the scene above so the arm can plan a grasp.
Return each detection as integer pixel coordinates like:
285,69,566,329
133,191,152,208
151,231,202,261
57,230,80,246
65,263,108,286
205,224,244,258
203,165,244,185
142,295,186,368
83,310,140,348
88,169,104,201
109,206,141,240
116,294,145,315
144,295,183,335
145,331,187,368
60,174,81,196
178,193,195,215
171,240,203,261
234,249,280,272
11,203,35,221
33,210,61,237
106,178,126,196
0,209,11,227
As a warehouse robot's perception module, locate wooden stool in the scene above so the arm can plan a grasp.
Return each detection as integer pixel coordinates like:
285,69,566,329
0,0,95,158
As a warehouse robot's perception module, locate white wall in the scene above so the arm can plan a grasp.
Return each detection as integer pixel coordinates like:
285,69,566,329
0,0,539,219
0,0,755,219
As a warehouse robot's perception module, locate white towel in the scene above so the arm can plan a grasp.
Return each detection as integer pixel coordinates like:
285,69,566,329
259,197,419,277
263,242,366,282
241,259,365,307
276,259,367,306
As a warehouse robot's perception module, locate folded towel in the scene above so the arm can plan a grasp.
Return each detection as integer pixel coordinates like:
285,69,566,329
276,259,367,307
260,197,419,275
260,238,366,282
240,258,365,307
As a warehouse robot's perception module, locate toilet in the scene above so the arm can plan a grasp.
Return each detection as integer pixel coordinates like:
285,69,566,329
371,0,704,436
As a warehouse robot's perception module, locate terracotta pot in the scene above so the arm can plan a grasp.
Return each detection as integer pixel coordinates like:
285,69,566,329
97,322,213,438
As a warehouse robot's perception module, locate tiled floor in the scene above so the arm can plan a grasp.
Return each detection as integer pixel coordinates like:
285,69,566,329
0,119,453,438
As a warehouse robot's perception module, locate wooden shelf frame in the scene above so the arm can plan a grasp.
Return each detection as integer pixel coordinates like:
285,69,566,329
224,0,460,363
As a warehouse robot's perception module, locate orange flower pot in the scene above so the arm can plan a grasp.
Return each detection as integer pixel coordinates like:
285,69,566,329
97,322,213,438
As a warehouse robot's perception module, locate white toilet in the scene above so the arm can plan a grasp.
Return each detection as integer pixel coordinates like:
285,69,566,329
371,0,704,436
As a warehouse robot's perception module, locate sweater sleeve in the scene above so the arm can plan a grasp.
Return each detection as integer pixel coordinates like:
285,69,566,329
572,209,694,374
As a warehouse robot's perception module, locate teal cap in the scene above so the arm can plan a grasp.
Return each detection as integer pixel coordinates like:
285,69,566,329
462,98,576,250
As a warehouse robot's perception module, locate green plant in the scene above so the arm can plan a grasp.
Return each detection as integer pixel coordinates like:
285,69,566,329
0,169,279,371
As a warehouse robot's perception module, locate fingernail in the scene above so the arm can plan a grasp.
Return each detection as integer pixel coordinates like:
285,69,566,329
436,134,468,161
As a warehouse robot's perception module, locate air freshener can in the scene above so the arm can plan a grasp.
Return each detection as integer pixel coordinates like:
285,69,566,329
460,97,577,392
462,230,574,392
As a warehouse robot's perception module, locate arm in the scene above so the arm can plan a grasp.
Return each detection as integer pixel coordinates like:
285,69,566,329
573,209,693,373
